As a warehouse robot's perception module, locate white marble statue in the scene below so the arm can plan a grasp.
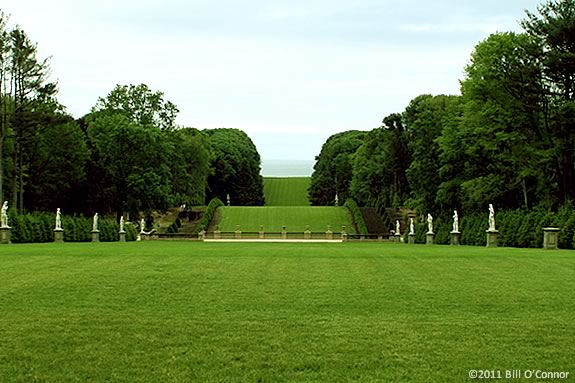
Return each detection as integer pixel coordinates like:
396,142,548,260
227,193,231,206
335,194,339,206
1,201,8,228
120,216,125,232
92,213,98,231
409,218,415,235
427,213,433,234
488,204,496,231
140,218,145,233
395,220,401,236
452,210,459,233
55,208,62,230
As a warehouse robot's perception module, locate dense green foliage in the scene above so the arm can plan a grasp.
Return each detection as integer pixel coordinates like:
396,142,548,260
263,177,311,206
309,130,366,205
343,198,368,235
205,128,264,206
216,206,355,233
0,242,573,382
312,1,575,226
7,211,137,242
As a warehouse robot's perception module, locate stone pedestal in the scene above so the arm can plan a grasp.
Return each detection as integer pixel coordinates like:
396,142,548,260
281,231,287,240
258,230,264,239
486,230,499,248
543,227,560,250
341,232,348,242
408,233,415,245
118,231,126,242
326,230,333,240
214,230,221,239
395,234,401,243
304,230,311,240
0,226,11,244
450,231,461,246
91,230,100,243
426,232,434,245
54,229,64,243
235,230,242,239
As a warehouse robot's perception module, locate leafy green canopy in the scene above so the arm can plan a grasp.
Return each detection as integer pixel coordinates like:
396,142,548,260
309,130,366,206
205,128,265,206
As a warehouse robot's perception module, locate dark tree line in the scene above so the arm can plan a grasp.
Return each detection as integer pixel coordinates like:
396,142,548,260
0,12,264,218
311,0,575,217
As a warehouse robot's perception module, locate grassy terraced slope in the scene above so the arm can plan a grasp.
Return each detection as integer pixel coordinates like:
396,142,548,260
216,206,355,233
263,177,311,206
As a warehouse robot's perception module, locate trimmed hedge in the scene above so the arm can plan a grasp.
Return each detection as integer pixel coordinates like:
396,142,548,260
193,198,224,233
344,199,369,235
7,212,137,243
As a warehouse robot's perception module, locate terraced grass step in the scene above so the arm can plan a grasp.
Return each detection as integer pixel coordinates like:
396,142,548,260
214,206,355,233
263,177,310,206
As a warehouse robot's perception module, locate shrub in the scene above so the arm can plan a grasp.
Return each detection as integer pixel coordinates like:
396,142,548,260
193,198,224,233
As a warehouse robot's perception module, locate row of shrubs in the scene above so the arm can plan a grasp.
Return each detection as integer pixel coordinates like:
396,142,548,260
403,206,575,248
192,198,224,234
7,212,138,243
344,199,369,235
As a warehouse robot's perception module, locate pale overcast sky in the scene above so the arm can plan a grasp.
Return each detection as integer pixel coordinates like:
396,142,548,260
4,0,542,160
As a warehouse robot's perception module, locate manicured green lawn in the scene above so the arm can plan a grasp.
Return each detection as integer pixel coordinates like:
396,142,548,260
263,177,311,206
216,206,355,233
0,242,574,382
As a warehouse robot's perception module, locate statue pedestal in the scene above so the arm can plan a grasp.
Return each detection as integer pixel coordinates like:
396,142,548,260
543,227,560,250
119,231,126,242
54,229,64,243
408,233,415,244
486,230,499,247
341,232,348,242
326,230,333,240
281,231,287,240
235,230,242,239
304,230,311,240
91,230,100,243
426,232,434,245
450,231,461,246
394,234,401,243
214,230,221,239
1,226,11,244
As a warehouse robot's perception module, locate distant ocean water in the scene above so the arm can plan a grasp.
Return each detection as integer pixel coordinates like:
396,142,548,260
261,160,315,177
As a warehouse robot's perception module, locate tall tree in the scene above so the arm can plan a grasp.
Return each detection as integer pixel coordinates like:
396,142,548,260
86,112,173,217
350,114,410,210
522,0,575,203
205,128,264,206
0,12,9,203
309,130,365,205
403,95,462,213
93,83,179,131
9,27,56,213
456,32,550,210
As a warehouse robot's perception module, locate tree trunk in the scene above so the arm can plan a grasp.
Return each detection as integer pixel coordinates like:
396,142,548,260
18,149,23,214
522,177,529,209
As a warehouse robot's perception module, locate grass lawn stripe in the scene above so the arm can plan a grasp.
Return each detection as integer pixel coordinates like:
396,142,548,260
263,177,311,206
